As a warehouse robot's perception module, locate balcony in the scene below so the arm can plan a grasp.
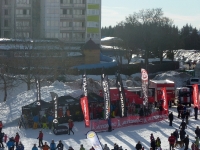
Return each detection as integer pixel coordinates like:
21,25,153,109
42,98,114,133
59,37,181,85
16,14,31,18
73,15,85,19
73,27,85,31
16,27,30,30
16,4,31,7
74,4,86,8
60,14,73,18
60,3,73,7
60,27,72,30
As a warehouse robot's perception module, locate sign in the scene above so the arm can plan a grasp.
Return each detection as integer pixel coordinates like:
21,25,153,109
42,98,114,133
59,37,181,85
141,68,149,106
50,92,58,123
36,79,41,105
86,131,103,150
161,87,168,111
80,96,90,127
193,84,199,108
82,73,87,97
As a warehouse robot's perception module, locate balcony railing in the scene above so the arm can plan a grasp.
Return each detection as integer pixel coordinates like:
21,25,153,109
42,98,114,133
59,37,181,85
60,3,73,7
73,15,85,19
16,14,31,18
16,4,31,7
60,14,72,18
60,27,72,30
74,4,85,8
73,27,85,31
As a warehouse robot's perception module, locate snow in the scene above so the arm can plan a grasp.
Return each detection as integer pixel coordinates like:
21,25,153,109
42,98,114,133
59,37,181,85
0,49,200,149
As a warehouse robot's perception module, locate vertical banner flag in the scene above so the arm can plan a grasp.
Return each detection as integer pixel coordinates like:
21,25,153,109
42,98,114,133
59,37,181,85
36,78,41,105
80,96,90,127
82,72,88,97
101,70,111,120
141,68,149,106
116,72,126,117
86,131,103,150
193,84,199,108
50,92,58,123
161,87,168,111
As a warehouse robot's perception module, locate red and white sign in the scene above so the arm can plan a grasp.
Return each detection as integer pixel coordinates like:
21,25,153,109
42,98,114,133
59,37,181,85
161,87,168,111
80,96,90,127
91,111,168,131
193,84,199,108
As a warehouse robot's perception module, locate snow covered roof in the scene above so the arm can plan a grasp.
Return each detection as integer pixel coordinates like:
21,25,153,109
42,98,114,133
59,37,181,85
101,37,122,41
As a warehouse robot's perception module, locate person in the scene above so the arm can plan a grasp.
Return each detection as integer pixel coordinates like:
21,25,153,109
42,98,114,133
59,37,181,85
150,133,155,142
15,132,20,147
6,138,15,150
195,126,200,138
0,121,3,132
68,119,74,135
113,143,119,150
184,135,189,150
80,144,85,150
33,114,39,129
180,128,186,141
195,136,199,149
150,138,156,150
50,140,56,150
56,140,64,150
119,146,123,150
103,144,110,150
177,104,183,118
37,130,43,147
185,110,190,124
168,133,176,150
181,111,185,120
155,137,161,149
16,142,24,150
42,142,50,150
173,129,179,141
194,106,198,120
41,115,48,129
90,146,95,150
135,141,142,150
32,144,39,150
191,142,198,150
0,132,4,148
168,112,174,126
47,114,54,129
179,120,187,130
68,146,74,150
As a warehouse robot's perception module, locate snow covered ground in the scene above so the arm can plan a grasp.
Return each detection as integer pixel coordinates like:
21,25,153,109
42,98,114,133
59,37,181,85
0,49,200,149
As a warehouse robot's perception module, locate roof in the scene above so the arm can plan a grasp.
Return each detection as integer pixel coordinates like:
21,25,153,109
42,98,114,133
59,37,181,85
82,39,99,50
150,79,174,84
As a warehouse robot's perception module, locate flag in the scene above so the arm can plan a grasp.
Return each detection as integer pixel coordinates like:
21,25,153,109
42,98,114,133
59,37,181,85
116,71,126,117
36,78,41,105
161,87,168,111
50,92,58,123
141,68,148,106
80,96,90,127
101,70,111,120
82,72,88,97
86,131,103,150
193,84,199,108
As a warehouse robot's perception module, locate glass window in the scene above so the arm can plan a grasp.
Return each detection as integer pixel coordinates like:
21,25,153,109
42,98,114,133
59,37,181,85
4,0,8,5
4,20,8,27
4,9,8,15
23,9,27,15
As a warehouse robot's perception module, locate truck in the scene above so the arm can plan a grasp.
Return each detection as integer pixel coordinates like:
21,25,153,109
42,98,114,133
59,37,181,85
175,87,192,106
149,79,175,107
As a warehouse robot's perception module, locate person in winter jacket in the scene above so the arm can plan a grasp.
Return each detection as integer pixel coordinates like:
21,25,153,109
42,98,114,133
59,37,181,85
179,120,187,130
184,135,189,150
191,142,199,150
50,140,56,150
0,132,4,148
180,129,186,141
195,137,199,148
155,137,161,148
41,115,48,129
68,119,74,135
37,130,43,147
15,132,20,147
185,110,190,124
113,143,119,150
80,144,85,150
195,126,200,138
68,146,74,150
168,133,176,150
42,142,50,150
33,115,39,129
135,141,142,150
16,142,24,150
173,129,179,141
56,140,64,150
150,133,155,142
0,121,3,132
32,144,39,150
150,139,156,150
90,146,95,150
47,115,54,129
7,138,15,150
103,144,110,150
177,104,183,118
168,112,174,126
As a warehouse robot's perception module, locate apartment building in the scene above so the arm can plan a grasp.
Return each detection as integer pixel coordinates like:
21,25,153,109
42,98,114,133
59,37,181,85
0,0,101,44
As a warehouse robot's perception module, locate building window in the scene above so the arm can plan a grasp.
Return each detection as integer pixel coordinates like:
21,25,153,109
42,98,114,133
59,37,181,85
60,0,63,4
4,31,10,38
4,9,8,15
23,9,27,15
63,9,67,14
4,20,9,27
4,0,8,5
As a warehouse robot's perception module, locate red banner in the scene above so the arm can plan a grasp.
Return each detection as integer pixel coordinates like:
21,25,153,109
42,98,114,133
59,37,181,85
80,96,90,127
91,111,168,131
193,84,199,108
141,68,148,106
161,87,168,111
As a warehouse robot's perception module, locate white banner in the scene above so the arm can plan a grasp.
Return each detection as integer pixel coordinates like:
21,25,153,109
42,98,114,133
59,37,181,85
87,131,103,150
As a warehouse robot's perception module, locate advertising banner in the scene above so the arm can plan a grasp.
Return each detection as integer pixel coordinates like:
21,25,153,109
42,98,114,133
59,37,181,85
86,131,103,150
101,72,111,120
161,87,168,111
50,92,58,123
82,73,88,97
91,111,168,131
141,68,148,106
36,79,41,105
80,96,90,127
116,72,126,117
193,84,199,108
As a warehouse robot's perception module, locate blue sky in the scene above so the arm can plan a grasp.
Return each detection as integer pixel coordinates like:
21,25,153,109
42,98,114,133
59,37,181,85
102,0,200,29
